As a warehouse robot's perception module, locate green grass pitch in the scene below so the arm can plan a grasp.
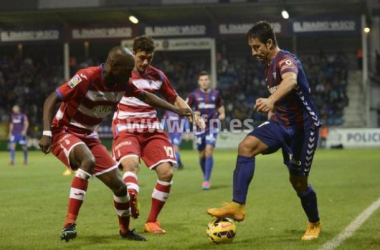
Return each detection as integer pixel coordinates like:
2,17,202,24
1,149,380,250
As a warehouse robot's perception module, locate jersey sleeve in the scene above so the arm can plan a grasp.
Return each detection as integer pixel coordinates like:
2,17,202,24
55,69,92,102
216,91,224,108
158,73,178,103
278,55,299,76
186,93,194,107
125,80,144,98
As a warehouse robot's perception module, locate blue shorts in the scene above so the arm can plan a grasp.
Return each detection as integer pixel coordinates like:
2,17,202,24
249,120,319,176
169,133,182,147
10,134,27,145
195,130,218,151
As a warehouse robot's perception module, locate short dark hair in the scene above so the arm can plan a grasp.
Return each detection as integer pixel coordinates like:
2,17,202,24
246,21,277,47
198,70,209,80
133,35,155,53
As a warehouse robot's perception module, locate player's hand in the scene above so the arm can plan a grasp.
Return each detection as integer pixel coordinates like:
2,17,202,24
194,113,206,129
175,107,193,117
218,113,225,121
254,98,274,113
38,136,52,154
21,130,27,136
187,111,200,124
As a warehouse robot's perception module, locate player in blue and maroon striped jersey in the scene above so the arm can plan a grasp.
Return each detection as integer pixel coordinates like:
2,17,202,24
187,71,225,190
9,105,29,165
207,21,322,241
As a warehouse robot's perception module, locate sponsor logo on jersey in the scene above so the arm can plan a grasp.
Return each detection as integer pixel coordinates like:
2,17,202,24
198,103,215,109
68,74,82,88
91,105,113,114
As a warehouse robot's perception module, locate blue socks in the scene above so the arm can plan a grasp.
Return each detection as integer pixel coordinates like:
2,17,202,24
199,157,205,175
298,185,320,223
175,151,181,167
233,156,255,204
204,156,214,182
10,148,28,164
10,149,15,162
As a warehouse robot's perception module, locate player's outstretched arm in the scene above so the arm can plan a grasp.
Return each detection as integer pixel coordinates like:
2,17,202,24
38,92,61,154
218,106,226,121
139,92,193,118
175,96,206,129
255,72,297,113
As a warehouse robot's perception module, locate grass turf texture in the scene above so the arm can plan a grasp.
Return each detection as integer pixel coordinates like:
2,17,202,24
0,149,379,250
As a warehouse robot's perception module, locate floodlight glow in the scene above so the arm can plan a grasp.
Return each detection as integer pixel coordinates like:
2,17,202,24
364,27,370,33
129,15,139,24
281,10,289,19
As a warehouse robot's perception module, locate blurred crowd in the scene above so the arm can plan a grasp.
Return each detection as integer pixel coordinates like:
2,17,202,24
0,55,63,138
300,52,349,126
0,50,350,138
155,51,350,127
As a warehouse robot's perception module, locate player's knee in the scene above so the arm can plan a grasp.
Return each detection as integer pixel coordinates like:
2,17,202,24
81,156,96,173
113,181,128,197
205,149,213,157
121,158,140,173
238,140,254,157
157,164,173,181
289,176,308,193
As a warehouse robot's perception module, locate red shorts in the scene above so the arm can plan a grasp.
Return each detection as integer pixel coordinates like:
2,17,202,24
112,131,177,169
51,128,117,176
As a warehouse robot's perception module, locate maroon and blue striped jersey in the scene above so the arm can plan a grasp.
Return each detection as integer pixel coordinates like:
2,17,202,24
186,89,223,131
10,113,28,136
265,50,321,128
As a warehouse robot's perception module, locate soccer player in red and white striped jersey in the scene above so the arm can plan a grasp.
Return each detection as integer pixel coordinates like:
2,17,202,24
112,36,204,234
38,46,192,242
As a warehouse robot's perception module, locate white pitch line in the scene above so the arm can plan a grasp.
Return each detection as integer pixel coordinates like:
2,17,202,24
318,196,380,250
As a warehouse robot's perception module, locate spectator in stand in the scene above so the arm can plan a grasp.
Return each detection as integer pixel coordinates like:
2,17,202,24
356,48,363,70
319,126,329,149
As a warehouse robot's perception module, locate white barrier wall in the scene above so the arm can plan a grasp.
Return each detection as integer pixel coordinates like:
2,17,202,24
209,129,380,150
327,128,380,148
214,131,250,150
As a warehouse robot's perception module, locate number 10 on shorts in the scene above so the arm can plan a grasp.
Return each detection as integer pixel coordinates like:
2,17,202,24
164,146,174,158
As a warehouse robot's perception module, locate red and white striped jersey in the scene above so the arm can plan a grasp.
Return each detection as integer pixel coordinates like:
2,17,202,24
52,64,142,133
113,65,178,133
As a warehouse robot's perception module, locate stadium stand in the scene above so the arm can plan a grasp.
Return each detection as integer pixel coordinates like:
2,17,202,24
0,49,352,133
